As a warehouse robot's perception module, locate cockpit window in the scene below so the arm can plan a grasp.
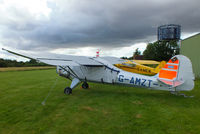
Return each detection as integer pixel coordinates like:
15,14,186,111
122,63,136,67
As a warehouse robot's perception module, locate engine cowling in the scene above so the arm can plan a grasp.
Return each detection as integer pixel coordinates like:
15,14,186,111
56,66,70,78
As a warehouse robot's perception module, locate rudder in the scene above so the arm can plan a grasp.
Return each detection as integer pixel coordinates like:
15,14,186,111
158,55,194,91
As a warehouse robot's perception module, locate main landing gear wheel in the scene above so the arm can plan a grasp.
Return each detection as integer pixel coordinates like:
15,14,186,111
82,82,89,89
64,87,72,95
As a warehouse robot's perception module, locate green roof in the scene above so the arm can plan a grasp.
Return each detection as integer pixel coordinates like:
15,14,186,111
182,33,200,41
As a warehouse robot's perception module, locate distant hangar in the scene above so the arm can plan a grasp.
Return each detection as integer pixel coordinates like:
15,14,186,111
181,33,200,78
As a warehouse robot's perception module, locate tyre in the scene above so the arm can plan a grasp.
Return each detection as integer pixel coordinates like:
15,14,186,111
82,82,89,89
64,87,72,95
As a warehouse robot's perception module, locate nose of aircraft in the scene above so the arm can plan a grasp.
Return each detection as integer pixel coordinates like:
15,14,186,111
56,66,70,78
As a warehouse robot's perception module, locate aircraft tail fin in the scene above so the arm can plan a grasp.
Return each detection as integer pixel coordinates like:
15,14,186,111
155,61,166,73
158,55,194,91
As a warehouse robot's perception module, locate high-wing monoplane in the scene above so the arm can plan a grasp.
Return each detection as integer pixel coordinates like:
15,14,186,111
2,48,194,95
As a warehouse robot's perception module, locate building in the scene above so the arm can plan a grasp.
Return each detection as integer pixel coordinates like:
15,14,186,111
180,33,200,78
134,55,144,60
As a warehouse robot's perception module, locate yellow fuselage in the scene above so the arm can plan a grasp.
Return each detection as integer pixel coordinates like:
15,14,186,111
115,60,166,76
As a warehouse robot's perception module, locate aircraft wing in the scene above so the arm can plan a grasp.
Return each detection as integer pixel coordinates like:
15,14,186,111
100,57,126,64
133,60,160,65
2,48,103,66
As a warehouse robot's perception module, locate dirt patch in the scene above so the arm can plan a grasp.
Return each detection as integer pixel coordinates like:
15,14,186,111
81,106,96,111
136,114,142,118
132,100,143,105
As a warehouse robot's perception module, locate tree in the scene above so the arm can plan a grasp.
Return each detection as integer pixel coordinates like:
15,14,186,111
0,58,49,67
143,43,155,60
120,56,128,59
133,48,141,58
126,48,141,60
29,59,37,64
143,40,179,61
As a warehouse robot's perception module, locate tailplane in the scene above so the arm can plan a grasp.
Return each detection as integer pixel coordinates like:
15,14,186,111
155,61,166,73
158,55,194,91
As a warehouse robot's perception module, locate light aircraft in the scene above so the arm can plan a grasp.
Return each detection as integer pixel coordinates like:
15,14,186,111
2,48,194,95
114,60,166,76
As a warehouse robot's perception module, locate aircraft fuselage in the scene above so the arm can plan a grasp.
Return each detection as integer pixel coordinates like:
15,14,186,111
57,64,174,92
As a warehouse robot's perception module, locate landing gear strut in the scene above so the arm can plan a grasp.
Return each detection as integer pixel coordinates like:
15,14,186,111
82,82,89,89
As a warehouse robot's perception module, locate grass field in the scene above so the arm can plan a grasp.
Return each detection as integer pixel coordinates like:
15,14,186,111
0,69,200,134
0,66,55,72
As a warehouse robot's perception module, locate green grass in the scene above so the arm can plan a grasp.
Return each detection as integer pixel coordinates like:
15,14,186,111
0,66,55,72
0,69,200,134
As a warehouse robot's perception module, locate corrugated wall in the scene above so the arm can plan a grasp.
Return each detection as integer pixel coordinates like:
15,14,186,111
180,33,200,78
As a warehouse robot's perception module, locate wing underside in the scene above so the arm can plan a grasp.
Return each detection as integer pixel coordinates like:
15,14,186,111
2,48,103,66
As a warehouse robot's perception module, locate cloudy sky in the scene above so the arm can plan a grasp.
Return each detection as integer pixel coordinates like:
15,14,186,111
0,0,200,60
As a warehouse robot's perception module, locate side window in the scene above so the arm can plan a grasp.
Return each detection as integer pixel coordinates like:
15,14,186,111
122,63,136,67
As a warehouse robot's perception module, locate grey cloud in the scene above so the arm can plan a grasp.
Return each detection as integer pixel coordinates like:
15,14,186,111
0,0,200,50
